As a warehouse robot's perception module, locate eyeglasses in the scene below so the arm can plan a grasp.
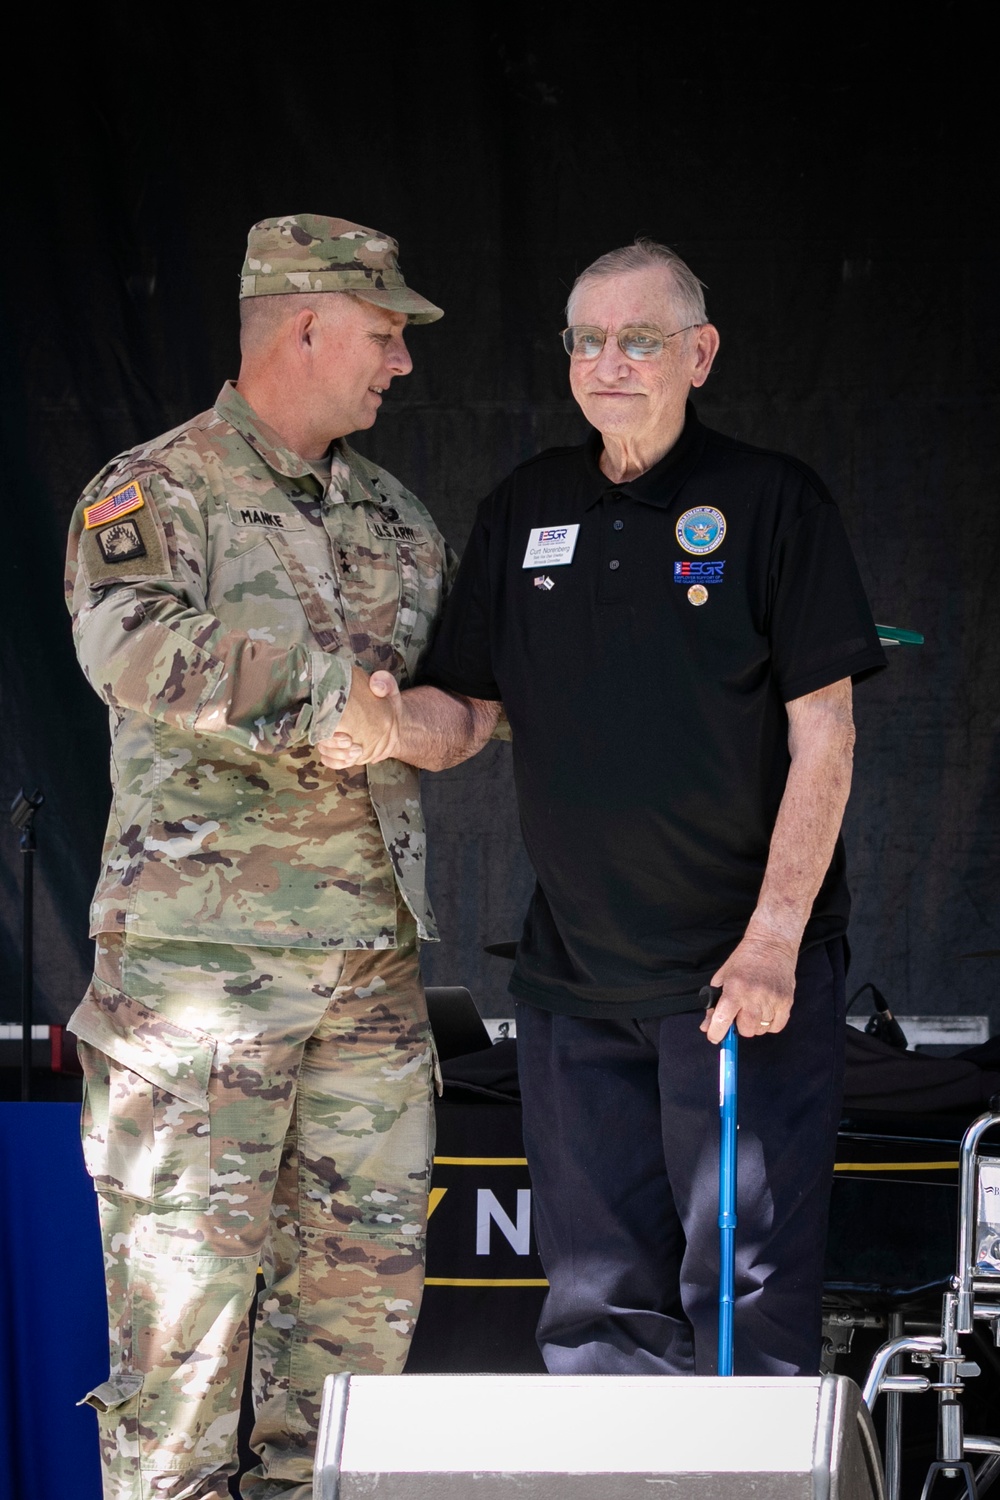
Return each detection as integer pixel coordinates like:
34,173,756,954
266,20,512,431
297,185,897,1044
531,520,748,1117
560,323,700,361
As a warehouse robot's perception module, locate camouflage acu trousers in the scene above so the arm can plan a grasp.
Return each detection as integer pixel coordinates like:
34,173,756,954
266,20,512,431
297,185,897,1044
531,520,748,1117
71,922,436,1500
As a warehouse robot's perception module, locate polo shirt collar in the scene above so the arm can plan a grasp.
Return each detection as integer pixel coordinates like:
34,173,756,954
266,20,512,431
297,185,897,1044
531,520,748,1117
583,401,708,510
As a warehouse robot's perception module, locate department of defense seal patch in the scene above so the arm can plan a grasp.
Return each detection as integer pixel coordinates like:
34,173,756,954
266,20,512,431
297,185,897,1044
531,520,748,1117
96,519,147,564
676,505,726,555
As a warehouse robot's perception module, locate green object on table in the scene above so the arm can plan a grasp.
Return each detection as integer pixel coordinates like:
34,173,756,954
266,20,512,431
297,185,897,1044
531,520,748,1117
875,625,925,646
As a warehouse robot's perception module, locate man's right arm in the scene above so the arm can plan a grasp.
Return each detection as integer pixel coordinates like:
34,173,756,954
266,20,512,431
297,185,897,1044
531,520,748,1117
317,670,500,772
67,467,351,754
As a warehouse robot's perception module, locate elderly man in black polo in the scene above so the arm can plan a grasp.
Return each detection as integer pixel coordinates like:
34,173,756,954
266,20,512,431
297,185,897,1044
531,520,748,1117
323,238,886,1377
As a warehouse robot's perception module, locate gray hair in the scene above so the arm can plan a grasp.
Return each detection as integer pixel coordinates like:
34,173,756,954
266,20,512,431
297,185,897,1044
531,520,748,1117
566,238,708,326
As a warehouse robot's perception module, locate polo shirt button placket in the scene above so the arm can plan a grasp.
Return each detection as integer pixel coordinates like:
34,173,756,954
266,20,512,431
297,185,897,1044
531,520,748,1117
598,489,629,603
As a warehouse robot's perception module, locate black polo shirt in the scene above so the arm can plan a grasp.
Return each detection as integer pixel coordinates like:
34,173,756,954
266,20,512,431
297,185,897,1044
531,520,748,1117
422,407,887,1018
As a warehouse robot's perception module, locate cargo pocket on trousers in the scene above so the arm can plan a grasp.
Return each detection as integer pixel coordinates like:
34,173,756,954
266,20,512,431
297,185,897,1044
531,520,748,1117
71,986,215,1209
79,1371,144,1413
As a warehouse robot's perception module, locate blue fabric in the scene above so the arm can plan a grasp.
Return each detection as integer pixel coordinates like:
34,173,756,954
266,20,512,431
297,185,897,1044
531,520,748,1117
0,1103,105,1500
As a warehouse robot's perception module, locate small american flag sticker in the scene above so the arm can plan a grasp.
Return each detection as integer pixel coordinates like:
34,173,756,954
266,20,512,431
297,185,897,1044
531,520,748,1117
84,480,146,531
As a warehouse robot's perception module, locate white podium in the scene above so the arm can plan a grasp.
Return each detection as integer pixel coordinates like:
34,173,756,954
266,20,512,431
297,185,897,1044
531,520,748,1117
313,1372,884,1499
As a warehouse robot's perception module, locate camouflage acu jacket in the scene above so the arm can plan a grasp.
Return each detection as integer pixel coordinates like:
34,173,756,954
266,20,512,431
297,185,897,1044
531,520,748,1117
66,382,456,948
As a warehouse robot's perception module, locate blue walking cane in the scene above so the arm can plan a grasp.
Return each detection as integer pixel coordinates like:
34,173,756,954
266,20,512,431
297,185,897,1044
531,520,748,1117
701,984,737,1377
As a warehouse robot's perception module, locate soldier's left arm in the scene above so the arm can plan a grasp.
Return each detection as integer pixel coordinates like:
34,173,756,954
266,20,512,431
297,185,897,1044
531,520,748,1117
701,677,855,1043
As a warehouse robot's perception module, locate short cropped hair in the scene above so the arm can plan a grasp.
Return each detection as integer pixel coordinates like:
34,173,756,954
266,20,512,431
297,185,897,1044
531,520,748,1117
238,291,363,355
567,238,708,326
238,292,307,355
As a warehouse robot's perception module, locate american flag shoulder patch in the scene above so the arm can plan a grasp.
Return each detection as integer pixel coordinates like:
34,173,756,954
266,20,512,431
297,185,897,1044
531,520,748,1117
83,479,146,531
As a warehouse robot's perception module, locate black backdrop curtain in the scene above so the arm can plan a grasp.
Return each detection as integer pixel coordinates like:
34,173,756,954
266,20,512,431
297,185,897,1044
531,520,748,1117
1,14,997,1031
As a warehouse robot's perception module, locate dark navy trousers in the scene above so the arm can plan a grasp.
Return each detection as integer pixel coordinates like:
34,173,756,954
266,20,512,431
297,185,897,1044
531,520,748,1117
514,938,846,1376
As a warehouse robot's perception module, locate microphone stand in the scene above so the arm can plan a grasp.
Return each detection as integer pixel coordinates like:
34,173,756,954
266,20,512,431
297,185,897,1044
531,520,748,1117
10,788,44,1102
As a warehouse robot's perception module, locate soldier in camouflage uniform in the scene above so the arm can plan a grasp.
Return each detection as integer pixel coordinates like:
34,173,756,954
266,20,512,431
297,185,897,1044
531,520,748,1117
66,214,452,1500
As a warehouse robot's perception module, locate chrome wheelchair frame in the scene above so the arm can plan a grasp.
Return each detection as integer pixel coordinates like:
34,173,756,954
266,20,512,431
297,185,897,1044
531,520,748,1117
863,1100,1000,1500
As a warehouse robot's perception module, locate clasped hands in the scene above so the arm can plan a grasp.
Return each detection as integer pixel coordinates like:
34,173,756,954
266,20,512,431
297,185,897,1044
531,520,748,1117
316,666,401,770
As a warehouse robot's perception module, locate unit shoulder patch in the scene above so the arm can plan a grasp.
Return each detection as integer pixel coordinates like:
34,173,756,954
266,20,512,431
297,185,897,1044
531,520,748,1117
96,519,146,564
79,480,170,587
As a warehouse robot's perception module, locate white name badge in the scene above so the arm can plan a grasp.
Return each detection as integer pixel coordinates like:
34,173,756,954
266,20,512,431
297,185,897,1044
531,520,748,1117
522,523,580,569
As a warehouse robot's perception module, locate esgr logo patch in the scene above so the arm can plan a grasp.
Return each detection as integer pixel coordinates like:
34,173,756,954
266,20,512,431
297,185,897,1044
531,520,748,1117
674,559,725,583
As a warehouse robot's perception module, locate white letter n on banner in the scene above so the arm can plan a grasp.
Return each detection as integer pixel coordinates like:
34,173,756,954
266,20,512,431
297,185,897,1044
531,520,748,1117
476,1189,531,1255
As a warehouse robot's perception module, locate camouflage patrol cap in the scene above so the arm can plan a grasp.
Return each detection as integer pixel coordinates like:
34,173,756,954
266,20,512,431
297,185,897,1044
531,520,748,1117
239,214,443,323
